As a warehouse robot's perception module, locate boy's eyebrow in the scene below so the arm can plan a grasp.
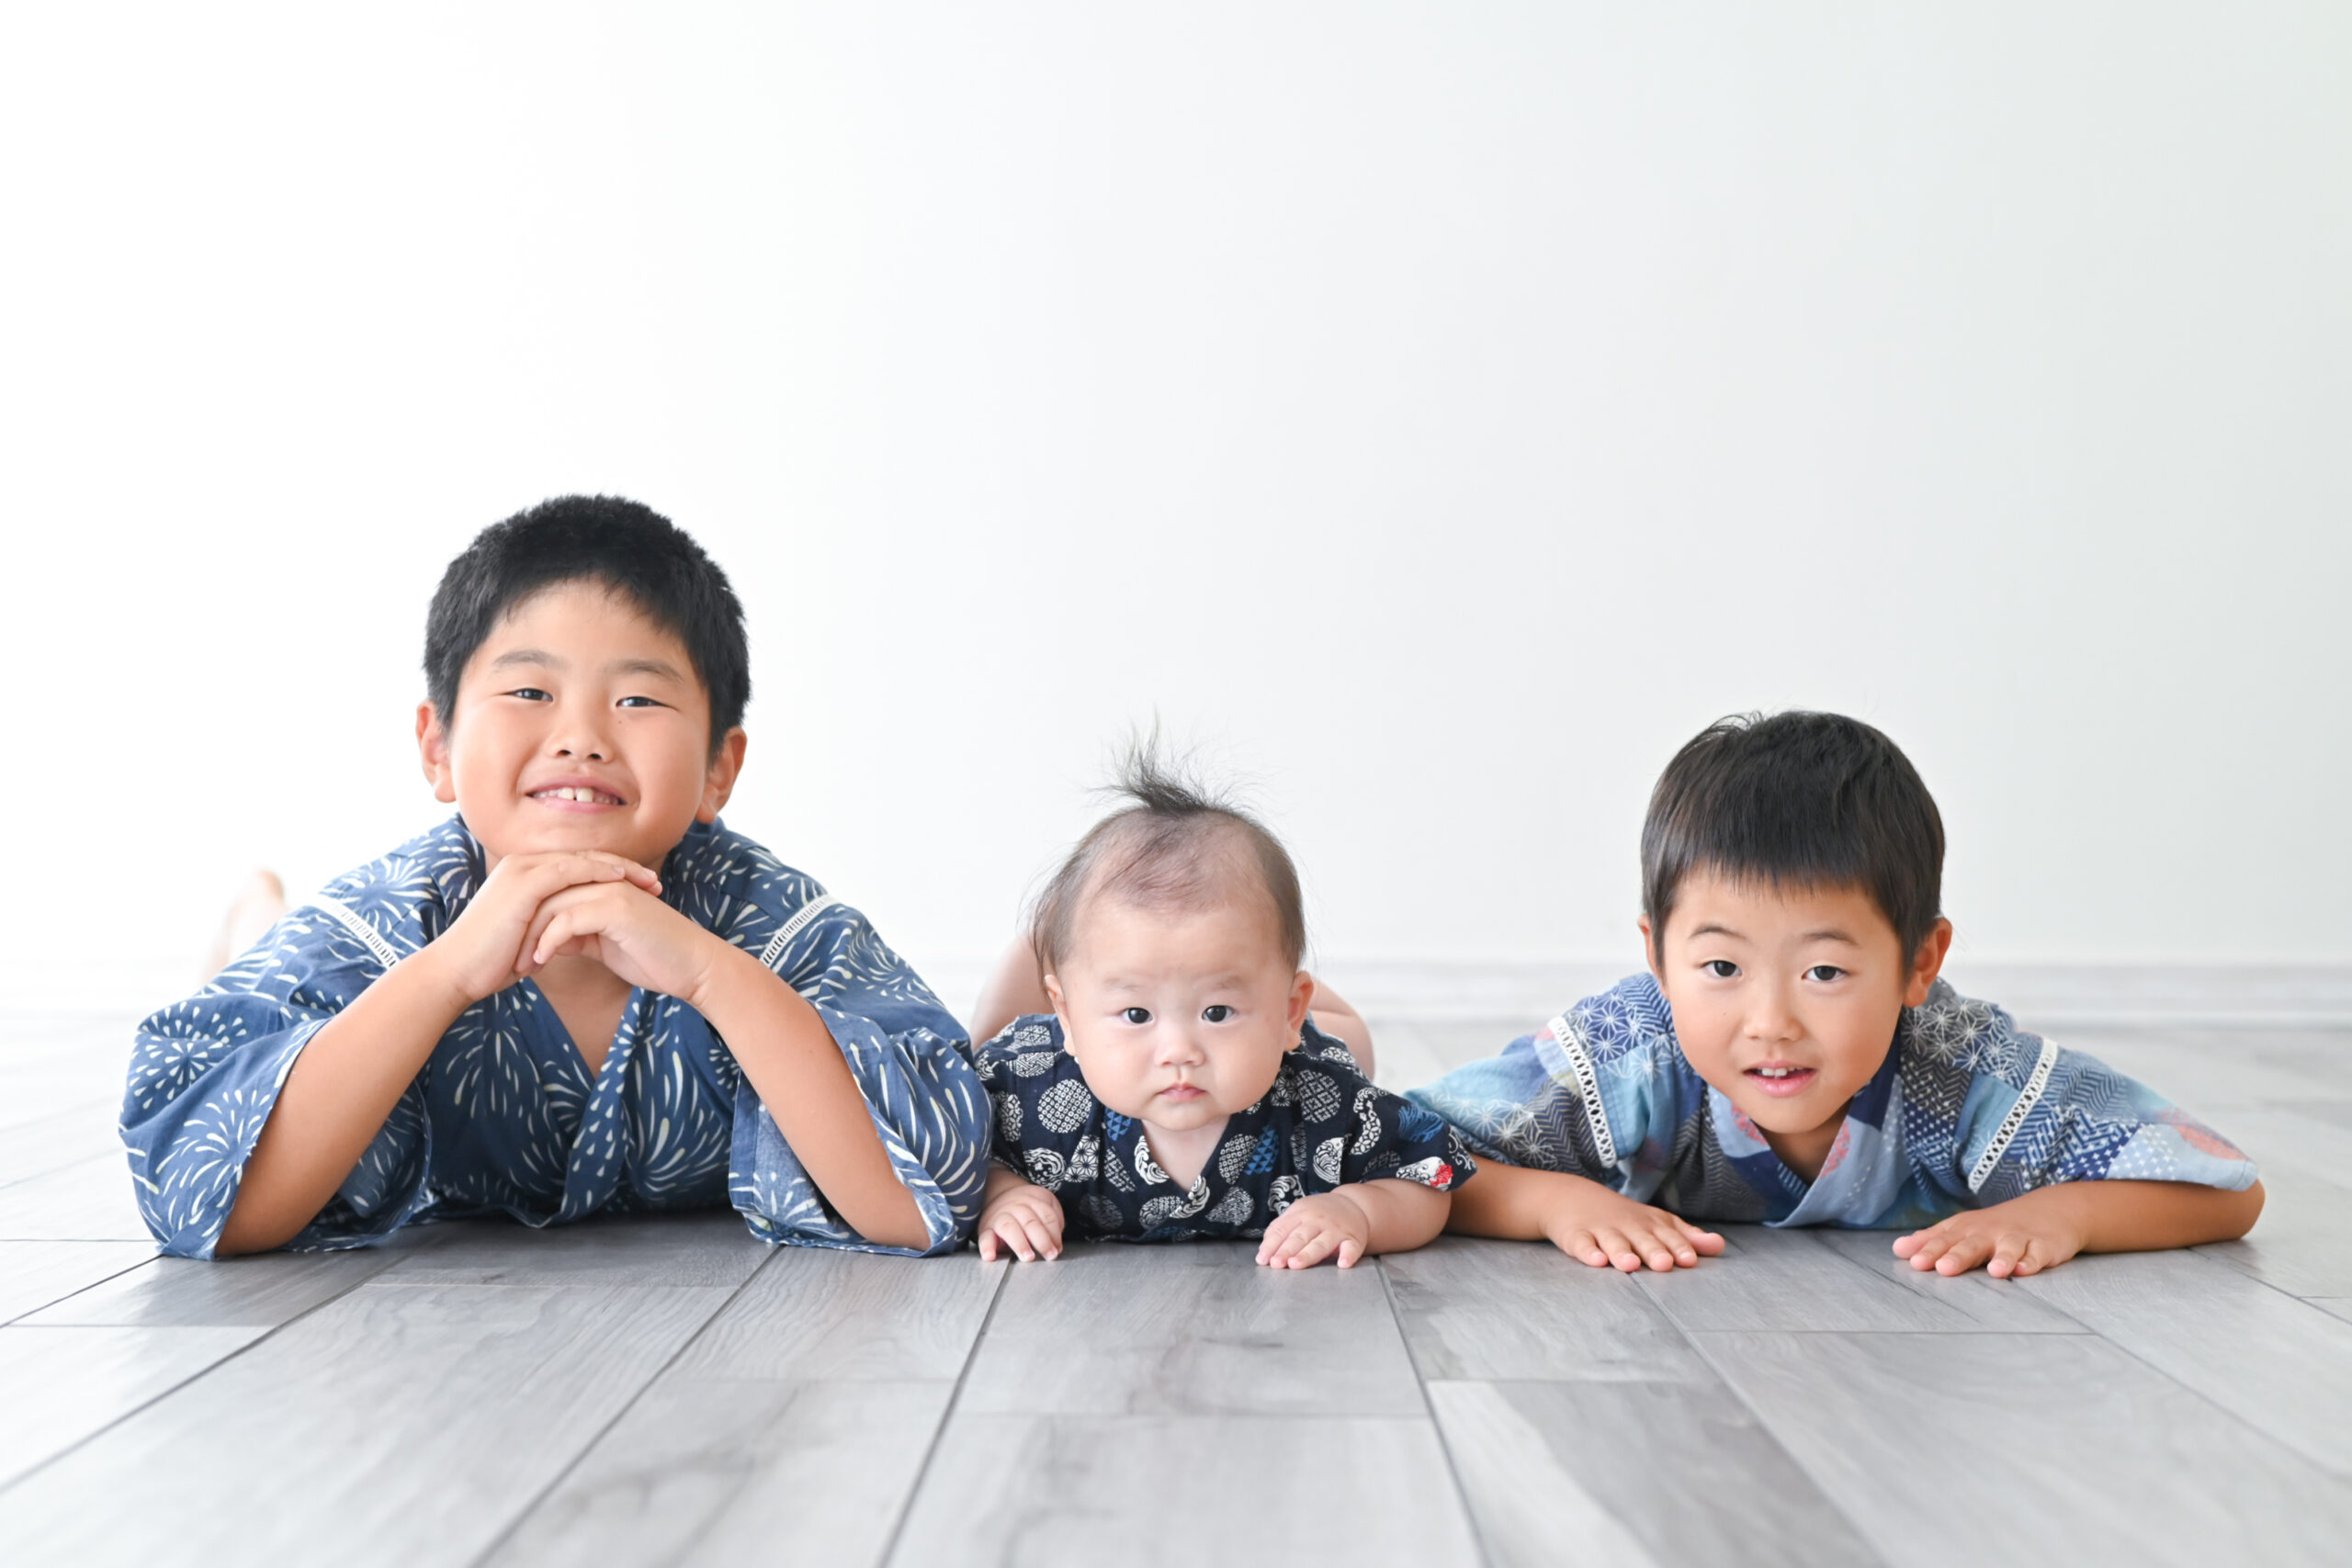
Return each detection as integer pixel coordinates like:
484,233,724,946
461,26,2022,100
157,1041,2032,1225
1685,922,1863,946
608,656,687,681
488,648,561,671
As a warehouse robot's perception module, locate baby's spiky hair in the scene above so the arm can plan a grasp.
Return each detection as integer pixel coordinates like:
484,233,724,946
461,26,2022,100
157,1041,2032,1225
1030,740,1306,975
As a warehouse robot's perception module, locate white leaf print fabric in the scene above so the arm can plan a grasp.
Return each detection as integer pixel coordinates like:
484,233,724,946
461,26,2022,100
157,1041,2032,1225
122,816,989,1258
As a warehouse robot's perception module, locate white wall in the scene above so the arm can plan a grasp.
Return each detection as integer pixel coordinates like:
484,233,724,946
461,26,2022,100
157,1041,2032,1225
2,4,2346,1012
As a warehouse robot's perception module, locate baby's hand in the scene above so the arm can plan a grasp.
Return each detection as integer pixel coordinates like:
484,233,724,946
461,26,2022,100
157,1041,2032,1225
1256,1191,1374,1269
1545,1185,1723,1272
428,852,663,1003
978,1177,1064,1262
1894,1201,2085,1279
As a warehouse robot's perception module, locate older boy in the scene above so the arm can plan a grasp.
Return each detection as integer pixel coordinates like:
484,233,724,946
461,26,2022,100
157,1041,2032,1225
1412,711,2261,1277
124,497,988,1258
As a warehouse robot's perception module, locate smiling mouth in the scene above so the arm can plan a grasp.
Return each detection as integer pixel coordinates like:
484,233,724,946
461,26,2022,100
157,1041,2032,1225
530,785,626,807
1745,1065,1819,1097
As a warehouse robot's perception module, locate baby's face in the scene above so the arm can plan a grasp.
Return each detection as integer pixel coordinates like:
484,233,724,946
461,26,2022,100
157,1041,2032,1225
1645,869,1951,1175
1046,896,1313,1138
418,580,742,872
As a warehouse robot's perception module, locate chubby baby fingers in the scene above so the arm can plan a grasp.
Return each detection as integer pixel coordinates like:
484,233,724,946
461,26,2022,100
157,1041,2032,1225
979,1210,1051,1263
1274,1223,1344,1269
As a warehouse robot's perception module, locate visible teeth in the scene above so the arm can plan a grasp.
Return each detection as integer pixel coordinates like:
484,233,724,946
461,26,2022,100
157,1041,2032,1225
537,786,618,804
1755,1067,1800,1078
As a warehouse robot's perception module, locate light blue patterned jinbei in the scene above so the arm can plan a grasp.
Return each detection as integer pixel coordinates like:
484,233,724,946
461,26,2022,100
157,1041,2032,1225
1407,973,2256,1228
122,816,990,1258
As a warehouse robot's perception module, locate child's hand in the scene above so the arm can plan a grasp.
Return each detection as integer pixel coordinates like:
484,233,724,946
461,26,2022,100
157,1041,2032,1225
978,1178,1064,1262
514,877,726,1003
1894,1201,2086,1279
427,851,664,1002
1544,1185,1724,1272
1256,1191,1374,1269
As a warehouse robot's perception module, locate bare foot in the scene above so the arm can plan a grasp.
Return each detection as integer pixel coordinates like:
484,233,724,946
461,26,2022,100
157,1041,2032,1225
206,870,288,977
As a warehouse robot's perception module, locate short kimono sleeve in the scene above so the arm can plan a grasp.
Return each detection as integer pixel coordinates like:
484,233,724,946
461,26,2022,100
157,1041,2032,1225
1958,1034,2258,1205
725,895,990,1257
1295,1030,1474,1192
122,898,434,1258
1406,975,1683,1191
968,1014,1096,1187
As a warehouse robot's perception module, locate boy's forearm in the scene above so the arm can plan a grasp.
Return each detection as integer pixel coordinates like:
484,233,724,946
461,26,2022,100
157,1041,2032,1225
1339,1178,1451,1255
2013,1177,2266,1253
692,942,931,1251
1442,1160,1598,1243
218,947,475,1256
969,936,1049,1046
1305,978,1374,1079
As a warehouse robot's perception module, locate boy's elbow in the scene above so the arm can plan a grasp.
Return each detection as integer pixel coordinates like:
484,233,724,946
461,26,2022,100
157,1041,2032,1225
2222,1178,2265,1241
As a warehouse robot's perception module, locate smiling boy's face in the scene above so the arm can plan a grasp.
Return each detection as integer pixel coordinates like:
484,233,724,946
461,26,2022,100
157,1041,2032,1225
1644,869,1951,1179
417,579,745,871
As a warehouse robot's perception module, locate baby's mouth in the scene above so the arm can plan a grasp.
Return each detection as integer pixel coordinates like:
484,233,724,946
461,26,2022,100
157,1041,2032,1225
1159,1083,1206,1103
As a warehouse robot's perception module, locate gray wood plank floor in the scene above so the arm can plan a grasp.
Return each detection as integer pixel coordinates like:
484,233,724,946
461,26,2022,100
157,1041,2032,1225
4,998,2349,1566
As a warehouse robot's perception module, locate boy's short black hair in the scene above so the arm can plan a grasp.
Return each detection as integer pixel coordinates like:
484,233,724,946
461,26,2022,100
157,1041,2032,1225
423,495,750,752
1031,743,1306,976
1643,711,1944,962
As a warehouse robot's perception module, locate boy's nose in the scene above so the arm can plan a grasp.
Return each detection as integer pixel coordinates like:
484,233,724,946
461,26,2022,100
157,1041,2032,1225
1744,985,1802,1042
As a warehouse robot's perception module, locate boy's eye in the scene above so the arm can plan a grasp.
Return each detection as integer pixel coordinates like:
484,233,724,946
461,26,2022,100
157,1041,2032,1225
616,695,664,709
1804,964,1847,983
1703,959,1739,979
507,687,551,703
1202,1004,1235,1023
1121,1007,1152,1025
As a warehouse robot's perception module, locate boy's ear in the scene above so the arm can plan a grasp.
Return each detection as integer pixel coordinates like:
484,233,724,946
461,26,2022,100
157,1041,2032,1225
1904,919,1955,1008
1638,916,1663,984
416,703,458,805
696,728,749,823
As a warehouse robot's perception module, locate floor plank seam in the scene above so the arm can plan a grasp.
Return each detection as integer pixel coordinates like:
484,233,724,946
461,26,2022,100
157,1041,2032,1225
461,1242,786,1568
0,1241,409,1497
2185,1237,2347,1308
1,1254,156,1326
2012,1273,2352,1470
876,1259,1013,1568
1374,1257,1496,1568
1667,1301,1896,1566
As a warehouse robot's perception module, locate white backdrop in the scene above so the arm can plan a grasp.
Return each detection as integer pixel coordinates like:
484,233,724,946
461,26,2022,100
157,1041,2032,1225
3,4,2346,1012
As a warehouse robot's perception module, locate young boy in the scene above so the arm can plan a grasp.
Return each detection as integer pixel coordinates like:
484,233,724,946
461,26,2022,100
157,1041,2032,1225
967,755,1473,1269
1413,711,2262,1278
123,497,989,1258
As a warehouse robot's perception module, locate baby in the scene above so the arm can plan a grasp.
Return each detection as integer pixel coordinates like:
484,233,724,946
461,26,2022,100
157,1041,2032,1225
967,755,1473,1268
1414,711,2263,1278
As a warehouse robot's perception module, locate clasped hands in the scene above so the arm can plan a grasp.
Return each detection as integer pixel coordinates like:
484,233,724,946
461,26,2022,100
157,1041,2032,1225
424,850,725,1008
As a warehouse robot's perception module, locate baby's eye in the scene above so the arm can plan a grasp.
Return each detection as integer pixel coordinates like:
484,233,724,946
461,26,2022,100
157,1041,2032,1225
1121,1007,1152,1025
507,687,551,703
1702,959,1739,979
1202,1004,1235,1023
1804,964,1847,983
